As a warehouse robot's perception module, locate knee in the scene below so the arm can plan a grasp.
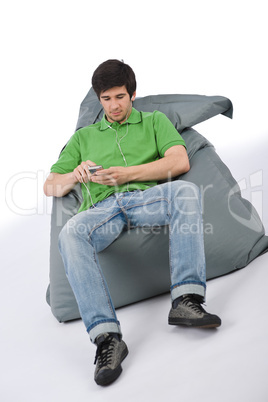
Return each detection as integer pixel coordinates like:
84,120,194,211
171,180,201,199
180,181,200,197
58,216,87,248
171,181,202,214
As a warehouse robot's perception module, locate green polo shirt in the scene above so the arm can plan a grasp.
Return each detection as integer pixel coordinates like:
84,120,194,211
51,108,186,212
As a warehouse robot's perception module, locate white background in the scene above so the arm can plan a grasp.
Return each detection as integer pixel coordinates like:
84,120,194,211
1,1,268,401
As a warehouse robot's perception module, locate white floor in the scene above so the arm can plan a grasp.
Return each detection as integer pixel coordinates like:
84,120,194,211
1,136,268,402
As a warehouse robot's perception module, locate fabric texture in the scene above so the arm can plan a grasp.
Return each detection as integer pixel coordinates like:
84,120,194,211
46,90,268,323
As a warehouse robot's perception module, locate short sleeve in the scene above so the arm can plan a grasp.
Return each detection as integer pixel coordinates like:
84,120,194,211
153,111,186,157
50,132,82,174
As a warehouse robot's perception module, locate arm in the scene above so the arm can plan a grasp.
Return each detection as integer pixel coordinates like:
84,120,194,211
43,160,97,197
91,145,190,186
43,172,77,197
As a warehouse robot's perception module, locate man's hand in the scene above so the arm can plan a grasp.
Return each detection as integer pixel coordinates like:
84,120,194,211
73,160,98,183
43,160,98,197
91,166,130,186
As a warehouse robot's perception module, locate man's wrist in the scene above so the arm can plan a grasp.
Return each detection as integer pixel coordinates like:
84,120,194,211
126,165,139,182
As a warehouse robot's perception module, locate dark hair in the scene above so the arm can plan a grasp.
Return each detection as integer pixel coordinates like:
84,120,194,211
92,59,136,99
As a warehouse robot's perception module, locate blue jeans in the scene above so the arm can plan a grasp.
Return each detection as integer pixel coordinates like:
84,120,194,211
58,181,206,342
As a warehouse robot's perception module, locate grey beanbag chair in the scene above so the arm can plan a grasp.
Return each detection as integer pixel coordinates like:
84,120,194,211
46,91,268,322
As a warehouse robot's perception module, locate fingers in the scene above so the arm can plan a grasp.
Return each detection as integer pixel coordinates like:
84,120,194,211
91,171,117,186
73,164,126,186
73,161,97,183
91,167,123,186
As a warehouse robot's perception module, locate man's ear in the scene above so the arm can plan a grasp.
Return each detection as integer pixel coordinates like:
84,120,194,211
131,91,136,101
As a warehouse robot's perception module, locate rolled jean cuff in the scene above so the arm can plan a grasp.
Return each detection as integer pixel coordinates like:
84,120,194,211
89,321,122,344
171,283,206,302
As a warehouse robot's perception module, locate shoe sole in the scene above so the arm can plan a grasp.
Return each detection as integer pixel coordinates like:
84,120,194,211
168,317,221,328
95,346,129,386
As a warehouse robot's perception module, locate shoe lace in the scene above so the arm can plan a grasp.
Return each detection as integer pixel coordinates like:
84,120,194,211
94,335,115,367
182,295,206,315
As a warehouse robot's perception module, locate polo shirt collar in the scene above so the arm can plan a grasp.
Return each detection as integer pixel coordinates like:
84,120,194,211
100,107,141,131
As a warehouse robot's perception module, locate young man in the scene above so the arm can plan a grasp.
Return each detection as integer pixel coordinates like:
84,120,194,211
44,59,221,386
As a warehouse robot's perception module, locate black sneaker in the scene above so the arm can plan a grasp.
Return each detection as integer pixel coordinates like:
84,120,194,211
94,333,128,386
168,294,221,328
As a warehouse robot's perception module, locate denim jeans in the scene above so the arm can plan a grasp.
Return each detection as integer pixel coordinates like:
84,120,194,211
58,181,206,342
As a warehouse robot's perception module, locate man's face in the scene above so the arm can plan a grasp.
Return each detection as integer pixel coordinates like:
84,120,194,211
100,86,136,124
